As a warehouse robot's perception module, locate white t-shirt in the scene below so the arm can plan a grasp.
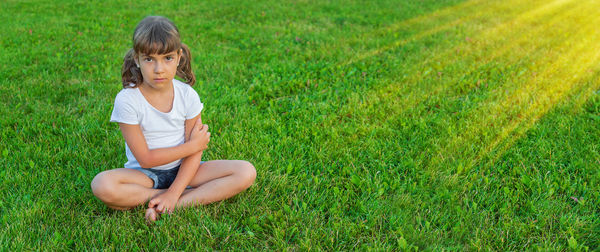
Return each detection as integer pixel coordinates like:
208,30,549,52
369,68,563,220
110,79,203,170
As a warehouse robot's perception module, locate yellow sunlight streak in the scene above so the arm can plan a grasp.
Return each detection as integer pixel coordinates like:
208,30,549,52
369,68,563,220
338,0,575,69
343,0,586,131
437,11,600,173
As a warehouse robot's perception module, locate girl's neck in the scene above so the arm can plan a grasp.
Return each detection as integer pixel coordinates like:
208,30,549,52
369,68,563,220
138,80,175,113
138,80,174,95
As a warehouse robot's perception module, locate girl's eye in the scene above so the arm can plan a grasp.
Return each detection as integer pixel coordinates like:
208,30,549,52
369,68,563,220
166,56,173,61
144,58,152,62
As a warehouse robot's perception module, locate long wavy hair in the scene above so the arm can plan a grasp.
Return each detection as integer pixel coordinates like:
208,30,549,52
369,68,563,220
121,16,195,88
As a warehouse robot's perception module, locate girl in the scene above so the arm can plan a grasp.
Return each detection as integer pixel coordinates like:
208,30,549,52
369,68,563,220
91,16,256,222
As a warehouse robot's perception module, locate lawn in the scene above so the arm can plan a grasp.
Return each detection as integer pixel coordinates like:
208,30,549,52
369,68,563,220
1,0,599,250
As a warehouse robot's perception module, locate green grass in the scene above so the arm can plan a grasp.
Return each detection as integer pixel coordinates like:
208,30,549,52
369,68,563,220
1,0,599,250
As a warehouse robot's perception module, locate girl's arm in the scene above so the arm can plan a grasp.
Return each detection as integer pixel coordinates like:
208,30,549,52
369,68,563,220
118,120,207,168
148,113,209,213
163,113,206,197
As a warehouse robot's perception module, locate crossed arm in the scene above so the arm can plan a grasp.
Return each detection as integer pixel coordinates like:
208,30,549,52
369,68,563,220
118,113,210,212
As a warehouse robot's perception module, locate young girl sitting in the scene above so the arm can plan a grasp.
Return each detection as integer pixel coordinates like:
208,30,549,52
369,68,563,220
91,16,256,222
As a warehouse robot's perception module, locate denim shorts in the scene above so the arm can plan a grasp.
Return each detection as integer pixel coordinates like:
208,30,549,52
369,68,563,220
129,161,205,189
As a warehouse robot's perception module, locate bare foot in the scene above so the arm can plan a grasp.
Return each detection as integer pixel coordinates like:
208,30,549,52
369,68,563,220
145,207,160,223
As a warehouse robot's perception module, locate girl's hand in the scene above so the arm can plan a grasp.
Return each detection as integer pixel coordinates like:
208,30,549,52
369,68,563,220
189,120,210,152
148,191,179,214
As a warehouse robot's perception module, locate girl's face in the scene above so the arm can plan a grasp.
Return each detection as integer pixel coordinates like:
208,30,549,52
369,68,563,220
135,49,181,89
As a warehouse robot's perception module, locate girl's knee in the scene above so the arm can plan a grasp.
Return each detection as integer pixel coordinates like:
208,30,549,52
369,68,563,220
236,161,256,189
90,171,119,204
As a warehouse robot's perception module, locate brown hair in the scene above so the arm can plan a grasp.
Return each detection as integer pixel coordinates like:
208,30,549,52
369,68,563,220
121,16,195,88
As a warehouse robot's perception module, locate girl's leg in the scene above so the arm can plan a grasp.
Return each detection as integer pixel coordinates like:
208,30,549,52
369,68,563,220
91,168,163,210
176,160,256,208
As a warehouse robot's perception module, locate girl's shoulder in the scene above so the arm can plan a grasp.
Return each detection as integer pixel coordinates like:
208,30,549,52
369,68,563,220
173,79,199,97
114,86,142,106
116,86,139,97
173,79,194,91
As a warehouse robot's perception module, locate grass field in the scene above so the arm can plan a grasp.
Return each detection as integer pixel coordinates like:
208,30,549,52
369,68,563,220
1,0,599,250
